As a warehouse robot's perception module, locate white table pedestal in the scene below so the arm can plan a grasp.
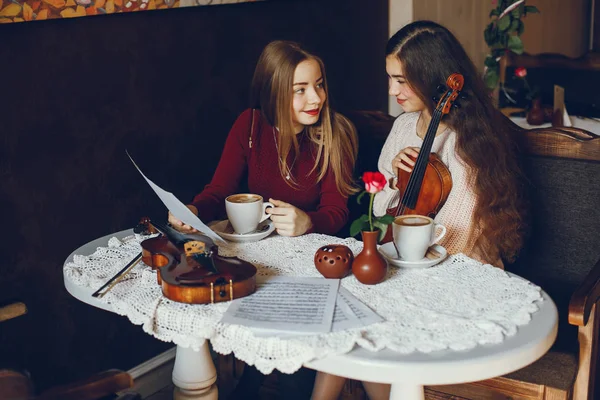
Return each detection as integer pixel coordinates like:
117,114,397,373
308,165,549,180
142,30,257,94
172,342,218,400
390,384,424,400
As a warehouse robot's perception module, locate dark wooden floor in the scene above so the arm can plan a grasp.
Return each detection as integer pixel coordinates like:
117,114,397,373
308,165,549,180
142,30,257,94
145,384,467,400
142,370,468,400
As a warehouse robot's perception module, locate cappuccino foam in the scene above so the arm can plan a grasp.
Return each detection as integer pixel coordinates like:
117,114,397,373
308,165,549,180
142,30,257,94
227,194,261,204
394,216,430,227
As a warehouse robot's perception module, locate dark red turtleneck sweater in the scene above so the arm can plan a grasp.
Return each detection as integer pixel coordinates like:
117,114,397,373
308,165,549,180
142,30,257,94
191,109,349,235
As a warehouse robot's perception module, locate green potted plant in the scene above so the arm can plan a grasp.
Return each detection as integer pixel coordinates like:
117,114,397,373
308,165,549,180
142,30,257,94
483,0,540,90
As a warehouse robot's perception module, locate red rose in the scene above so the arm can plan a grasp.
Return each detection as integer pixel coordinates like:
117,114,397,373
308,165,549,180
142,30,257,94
515,67,527,78
362,172,387,194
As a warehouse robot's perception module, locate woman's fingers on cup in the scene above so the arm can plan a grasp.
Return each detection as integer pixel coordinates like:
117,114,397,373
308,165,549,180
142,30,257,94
267,206,292,216
268,198,292,208
270,214,293,225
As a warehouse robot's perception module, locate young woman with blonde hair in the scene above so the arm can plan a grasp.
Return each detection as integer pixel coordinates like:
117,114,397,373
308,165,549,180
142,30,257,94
169,40,358,400
169,40,358,239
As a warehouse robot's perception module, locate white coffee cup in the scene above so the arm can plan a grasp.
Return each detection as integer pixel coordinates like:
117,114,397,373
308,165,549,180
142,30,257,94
392,215,447,262
225,194,273,235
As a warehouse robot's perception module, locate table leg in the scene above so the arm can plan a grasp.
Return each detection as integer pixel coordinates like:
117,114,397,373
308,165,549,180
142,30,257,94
389,383,424,400
172,342,218,400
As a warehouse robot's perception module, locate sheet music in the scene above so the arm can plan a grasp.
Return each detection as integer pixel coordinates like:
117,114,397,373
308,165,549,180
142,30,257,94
127,151,224,244
331,287,383,332
234,280,384,338
220,276,339,334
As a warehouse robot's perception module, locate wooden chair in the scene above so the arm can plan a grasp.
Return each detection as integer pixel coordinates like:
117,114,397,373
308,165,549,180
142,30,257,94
0,301,139,400
433,125,600,400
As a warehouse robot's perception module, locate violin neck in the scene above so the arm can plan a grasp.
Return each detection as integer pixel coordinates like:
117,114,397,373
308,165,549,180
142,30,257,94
400,109,444,210
150,221,189,246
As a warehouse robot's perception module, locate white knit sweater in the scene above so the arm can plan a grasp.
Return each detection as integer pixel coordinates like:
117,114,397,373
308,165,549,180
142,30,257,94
374,112,480,260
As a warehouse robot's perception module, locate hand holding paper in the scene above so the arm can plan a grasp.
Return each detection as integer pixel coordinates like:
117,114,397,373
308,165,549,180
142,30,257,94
127,151,225,244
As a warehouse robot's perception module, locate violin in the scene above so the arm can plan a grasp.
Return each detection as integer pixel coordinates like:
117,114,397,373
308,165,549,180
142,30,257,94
382,73,464,244
134,217,257,304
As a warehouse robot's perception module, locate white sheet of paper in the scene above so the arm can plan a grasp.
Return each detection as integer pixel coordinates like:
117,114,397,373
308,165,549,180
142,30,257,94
331,287,384,332
248,284,384,338
563,106,573,127
127,152,225,243
221,276,339,334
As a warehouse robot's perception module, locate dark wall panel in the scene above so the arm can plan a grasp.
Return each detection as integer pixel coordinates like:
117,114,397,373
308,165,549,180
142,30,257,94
0,0,388,391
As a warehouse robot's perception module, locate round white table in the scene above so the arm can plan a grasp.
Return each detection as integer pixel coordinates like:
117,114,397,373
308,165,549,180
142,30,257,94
64,229,558,400
305,290,557,400
64,229,219,400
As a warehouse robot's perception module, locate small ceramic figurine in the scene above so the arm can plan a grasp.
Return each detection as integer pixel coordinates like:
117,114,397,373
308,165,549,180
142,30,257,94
314,245,354,279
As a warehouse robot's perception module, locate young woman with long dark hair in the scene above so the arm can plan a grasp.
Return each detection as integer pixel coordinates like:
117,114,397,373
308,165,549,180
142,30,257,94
312,20,528,400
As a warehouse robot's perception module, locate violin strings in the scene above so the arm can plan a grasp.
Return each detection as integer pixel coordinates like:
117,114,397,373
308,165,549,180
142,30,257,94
408,109,442,206
409,107,443,199
397,107,443,214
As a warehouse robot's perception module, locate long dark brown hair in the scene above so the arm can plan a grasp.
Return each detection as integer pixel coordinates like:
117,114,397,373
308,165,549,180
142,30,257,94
250,40,358,196
386,21,527,263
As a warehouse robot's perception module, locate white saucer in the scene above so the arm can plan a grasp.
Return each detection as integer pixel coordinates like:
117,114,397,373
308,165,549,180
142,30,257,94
210,219,275,243
378,243,448,269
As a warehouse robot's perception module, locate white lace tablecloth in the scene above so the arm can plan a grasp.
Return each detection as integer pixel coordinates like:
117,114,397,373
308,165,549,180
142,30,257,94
64,233,542,374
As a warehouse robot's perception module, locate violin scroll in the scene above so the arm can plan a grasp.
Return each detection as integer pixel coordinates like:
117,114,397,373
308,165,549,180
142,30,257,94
438,73,464,115
134,217,157,235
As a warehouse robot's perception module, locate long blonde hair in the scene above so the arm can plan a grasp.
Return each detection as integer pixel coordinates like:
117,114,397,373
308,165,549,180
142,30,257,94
250,40,358,196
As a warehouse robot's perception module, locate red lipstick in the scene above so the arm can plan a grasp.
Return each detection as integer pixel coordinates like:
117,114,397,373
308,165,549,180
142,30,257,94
304,109,320,116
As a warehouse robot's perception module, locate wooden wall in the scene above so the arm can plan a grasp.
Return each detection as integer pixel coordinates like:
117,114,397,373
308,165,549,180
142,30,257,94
410,0,592,74
412,0,493,74
520,0,591,57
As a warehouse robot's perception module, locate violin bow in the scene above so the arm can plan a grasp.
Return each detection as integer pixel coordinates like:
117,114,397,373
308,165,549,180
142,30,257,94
92,252,142,298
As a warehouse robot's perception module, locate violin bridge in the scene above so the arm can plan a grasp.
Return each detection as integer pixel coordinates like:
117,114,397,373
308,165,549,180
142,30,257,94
184,241,206,257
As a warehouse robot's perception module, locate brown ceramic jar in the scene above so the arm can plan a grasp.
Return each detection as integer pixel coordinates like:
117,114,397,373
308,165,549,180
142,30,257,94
314,245,354,279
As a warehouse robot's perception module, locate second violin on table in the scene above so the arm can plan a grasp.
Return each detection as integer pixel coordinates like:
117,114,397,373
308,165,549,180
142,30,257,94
135,218,257,304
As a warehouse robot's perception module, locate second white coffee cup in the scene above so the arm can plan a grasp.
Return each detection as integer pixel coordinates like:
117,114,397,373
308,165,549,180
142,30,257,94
225,194,273,235
392,215,446,262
